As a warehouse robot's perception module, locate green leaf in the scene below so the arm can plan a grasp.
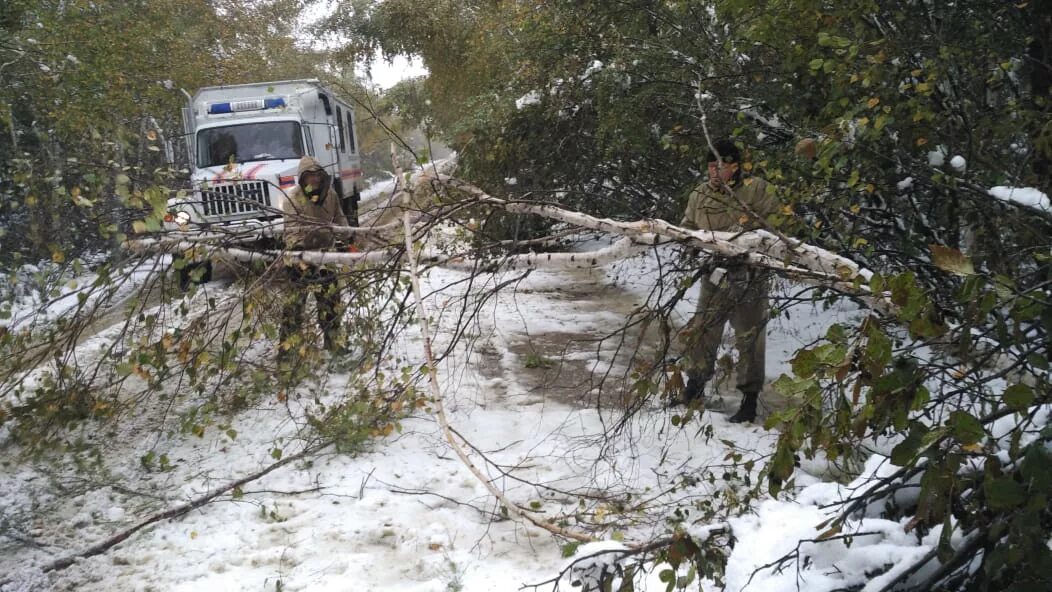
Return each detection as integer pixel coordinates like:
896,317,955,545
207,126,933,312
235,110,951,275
769,440,796,483
1027,353,1049,371
271,448,283,460
891,422,928,466
984,476,1026,510
948,411,985,446
1021,446,1052,492
825,323,848,344
560,541,580,558
791,349,818,378
1003,384,1034,411
930,245,975,276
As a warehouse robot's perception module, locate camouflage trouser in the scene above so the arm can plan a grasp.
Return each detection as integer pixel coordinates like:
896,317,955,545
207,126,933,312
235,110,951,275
684,264,770,394
280,265,342,351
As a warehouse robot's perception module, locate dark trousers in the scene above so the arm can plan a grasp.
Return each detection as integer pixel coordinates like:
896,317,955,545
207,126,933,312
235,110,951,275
280,265,341,351
684,264,770,394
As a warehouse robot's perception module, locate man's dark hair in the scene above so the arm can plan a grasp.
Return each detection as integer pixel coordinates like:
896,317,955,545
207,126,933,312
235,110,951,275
706,139,741,164
706,139,743,186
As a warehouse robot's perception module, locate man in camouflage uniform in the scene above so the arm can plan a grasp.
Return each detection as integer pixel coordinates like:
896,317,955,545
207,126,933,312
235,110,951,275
678,139,779,423
280,156,349,356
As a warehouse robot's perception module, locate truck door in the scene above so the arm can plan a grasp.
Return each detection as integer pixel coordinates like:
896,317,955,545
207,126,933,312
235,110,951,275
333,103,359,226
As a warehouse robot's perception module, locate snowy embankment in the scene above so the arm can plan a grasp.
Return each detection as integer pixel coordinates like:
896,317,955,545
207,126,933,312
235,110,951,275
3,174,1021,590
1,236,951,592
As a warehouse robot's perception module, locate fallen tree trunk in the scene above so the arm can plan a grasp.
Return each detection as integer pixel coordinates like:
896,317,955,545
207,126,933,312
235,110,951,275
125,174,894,314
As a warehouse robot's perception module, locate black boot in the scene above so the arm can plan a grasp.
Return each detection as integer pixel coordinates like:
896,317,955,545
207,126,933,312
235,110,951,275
728,391,759,423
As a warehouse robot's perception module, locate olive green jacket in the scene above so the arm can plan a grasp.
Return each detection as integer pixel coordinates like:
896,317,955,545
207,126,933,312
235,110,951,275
282,156,349,250
681,176,778,232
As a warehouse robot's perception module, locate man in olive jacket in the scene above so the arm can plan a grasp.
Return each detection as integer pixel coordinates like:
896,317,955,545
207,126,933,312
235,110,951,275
678,139,778,423
280,156,349,355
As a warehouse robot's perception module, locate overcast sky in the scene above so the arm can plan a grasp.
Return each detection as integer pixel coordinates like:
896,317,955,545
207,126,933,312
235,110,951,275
300,0,428,90
361,53,428,89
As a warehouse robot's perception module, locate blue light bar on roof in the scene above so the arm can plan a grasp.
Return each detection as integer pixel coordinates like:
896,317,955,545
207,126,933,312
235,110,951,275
207,97,286,115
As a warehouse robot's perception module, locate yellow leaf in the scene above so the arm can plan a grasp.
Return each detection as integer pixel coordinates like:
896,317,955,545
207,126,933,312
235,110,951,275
857,116,870,127
867,97,880,108
781,205,794,216
916,82,931,93
146,129,158,141
916,137,928,147
930,244,975,276
816,524,842,541
850,204,861,214
911,69,923,77
190,531,198,540
962,443,983,453
865,183,876,193
52,251,65,264
743,161,753,172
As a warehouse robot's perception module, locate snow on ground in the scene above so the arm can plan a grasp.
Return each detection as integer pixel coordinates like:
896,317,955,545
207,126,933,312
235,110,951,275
1,255,168,332
1,234,921,592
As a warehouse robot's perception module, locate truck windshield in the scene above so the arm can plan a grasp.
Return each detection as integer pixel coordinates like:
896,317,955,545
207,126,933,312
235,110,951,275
197,121,303,167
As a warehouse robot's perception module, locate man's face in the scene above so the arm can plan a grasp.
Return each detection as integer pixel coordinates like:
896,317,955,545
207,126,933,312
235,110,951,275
302,170,323,192
707,160,739,186
302,170,321,200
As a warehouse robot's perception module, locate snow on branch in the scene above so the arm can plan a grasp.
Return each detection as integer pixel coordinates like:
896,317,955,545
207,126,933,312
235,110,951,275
429,174,896,315
125,169,897,315
987,186,1052,216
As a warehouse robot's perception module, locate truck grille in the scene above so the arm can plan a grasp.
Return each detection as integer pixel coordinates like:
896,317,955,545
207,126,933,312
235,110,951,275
201,181,269,217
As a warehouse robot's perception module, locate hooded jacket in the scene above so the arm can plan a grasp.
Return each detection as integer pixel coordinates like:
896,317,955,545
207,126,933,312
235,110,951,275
282,156,349,250
681,176,777,233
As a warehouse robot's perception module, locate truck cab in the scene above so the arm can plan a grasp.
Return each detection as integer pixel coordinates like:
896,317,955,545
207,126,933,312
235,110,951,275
172,79,362,236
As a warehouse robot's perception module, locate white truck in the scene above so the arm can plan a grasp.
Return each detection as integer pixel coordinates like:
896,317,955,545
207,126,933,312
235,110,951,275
172,79,363,235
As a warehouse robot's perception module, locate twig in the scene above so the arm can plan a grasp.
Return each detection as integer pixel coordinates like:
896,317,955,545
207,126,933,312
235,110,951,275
385,486,504,519
0,441,332,586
